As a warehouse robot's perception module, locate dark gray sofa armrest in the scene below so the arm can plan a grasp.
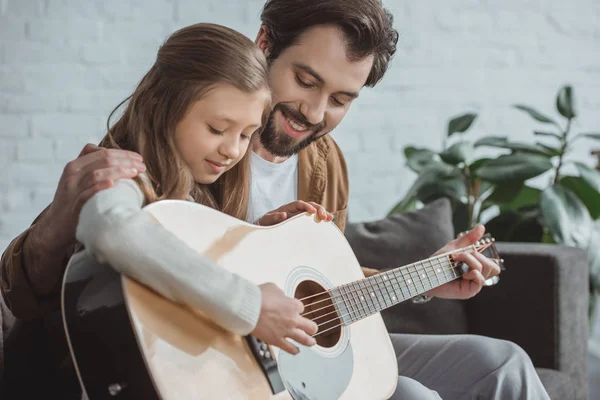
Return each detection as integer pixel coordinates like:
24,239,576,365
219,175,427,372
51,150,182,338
465,242,588,400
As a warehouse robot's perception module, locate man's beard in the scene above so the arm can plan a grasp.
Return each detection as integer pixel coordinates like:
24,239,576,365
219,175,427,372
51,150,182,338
259,103,326,157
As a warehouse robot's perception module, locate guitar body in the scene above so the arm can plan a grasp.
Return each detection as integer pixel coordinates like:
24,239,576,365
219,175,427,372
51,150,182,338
62,200,398,400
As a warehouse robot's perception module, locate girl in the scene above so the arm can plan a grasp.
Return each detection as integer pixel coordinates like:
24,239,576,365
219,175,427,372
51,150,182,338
76,23,318,354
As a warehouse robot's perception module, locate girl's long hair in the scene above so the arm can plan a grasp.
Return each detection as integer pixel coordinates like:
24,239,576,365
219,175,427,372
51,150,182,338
100,23,270,221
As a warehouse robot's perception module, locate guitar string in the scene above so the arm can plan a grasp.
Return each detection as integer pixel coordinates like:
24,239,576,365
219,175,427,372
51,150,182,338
305,255,503,324
310,262,467,338
306,255,461,325
298,241,493,308
310,256,462,328
304,254,459,322
310,242,499,334
300,243,494,315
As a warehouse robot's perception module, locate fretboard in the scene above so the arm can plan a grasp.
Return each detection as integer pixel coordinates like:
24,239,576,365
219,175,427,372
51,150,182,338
332,253,463,325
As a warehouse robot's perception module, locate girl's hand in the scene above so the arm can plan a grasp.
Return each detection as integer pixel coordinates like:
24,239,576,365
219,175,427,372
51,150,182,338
251,283,318,354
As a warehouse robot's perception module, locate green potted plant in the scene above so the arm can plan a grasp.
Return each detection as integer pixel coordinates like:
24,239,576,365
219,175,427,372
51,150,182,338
390,85,600,317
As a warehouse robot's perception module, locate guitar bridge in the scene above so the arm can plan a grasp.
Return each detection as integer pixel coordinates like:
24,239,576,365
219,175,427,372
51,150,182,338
245,335,285,394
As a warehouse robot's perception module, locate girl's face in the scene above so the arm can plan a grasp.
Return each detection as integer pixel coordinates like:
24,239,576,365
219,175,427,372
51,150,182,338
174,83,270,184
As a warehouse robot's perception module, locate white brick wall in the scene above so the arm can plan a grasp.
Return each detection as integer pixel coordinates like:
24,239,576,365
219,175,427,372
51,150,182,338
1,0,600,254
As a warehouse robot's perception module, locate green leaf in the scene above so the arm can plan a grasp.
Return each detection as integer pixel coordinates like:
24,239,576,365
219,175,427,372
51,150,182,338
541,230,556,244
404,146,418,158
486,181,524,204
574,162,600,192
416,178,466,204
560,176,600,219
540,184,592,248
474,153,553,183
401,163,463,204
484,183,541,212
474,136,508,147
388,197,418,216
448,112,478,138
405,148,438,173
476,139,556,156
534,131,562,140
583,133,600,141
556,85,576,119
501,186,542,211
468,158,492,172
535,142,561,157
439,141,473,165
514,105,556,124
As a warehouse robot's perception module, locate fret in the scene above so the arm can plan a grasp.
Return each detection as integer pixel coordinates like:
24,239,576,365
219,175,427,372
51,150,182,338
431,256,444,286
400,269,412,300
381,275,394,308
340,285,356,324
334,288,350,325
390,270,406,302
413,264,427,293
357,281,372,316
378,273,392,306
363,279,381,313
332,248,485,326
348,284,362,322
372,278,385,311
416,262,433,292
379,274,394,308
432,258,444,287
446,256,460,282
368,276,382,311
422,260,435,292
445,255,458,281
352,282,366,320
375,274,391,309
361,280,374,314
407,264,424,294
399,266,415,297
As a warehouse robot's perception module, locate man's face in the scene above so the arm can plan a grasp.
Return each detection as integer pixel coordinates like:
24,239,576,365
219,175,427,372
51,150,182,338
258,25,374,157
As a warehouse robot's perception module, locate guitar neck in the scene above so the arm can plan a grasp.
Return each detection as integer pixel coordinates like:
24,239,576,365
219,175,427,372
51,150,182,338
331,247,473,326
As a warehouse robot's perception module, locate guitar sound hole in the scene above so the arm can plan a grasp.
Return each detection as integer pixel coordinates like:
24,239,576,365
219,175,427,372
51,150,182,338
294,280,341,348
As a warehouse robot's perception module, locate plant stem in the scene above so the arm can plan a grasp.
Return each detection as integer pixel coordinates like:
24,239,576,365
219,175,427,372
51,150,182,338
553,118,572,184
464,166,475,228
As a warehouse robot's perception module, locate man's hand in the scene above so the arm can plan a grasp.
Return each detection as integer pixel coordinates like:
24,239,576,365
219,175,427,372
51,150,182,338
424,225,501,300
35,143,145,250
251,283,318,355
256,200,333,226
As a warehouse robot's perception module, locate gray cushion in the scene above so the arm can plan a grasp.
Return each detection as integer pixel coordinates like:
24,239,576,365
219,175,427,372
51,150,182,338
535,368,575,400
345,198,468,334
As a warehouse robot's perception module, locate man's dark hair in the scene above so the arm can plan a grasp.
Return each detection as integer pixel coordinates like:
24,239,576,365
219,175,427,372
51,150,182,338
260,0,399,87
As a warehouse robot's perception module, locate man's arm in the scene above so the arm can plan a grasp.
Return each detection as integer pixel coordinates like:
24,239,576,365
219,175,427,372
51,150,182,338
0,144,145,319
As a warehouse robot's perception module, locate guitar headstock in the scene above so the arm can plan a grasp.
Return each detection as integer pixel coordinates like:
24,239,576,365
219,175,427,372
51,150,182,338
473,233,504,269
473,233,505,285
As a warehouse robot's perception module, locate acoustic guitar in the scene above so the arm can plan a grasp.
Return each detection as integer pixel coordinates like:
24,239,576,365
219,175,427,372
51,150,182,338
61,200,502,400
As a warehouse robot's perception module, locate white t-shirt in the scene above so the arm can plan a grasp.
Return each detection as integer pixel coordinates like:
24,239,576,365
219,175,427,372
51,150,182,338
247,151,298,224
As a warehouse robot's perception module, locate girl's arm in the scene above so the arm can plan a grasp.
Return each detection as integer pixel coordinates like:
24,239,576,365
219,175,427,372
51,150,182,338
75,179,261,335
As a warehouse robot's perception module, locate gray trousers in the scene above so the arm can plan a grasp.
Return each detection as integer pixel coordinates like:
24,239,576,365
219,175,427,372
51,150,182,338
388,334,550,400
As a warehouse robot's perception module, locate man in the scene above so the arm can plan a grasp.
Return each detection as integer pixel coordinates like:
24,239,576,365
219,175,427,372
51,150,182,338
1,1,549,399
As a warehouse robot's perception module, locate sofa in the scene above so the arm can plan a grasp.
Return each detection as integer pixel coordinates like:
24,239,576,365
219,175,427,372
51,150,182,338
0,198,589,399
345,198,589,400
